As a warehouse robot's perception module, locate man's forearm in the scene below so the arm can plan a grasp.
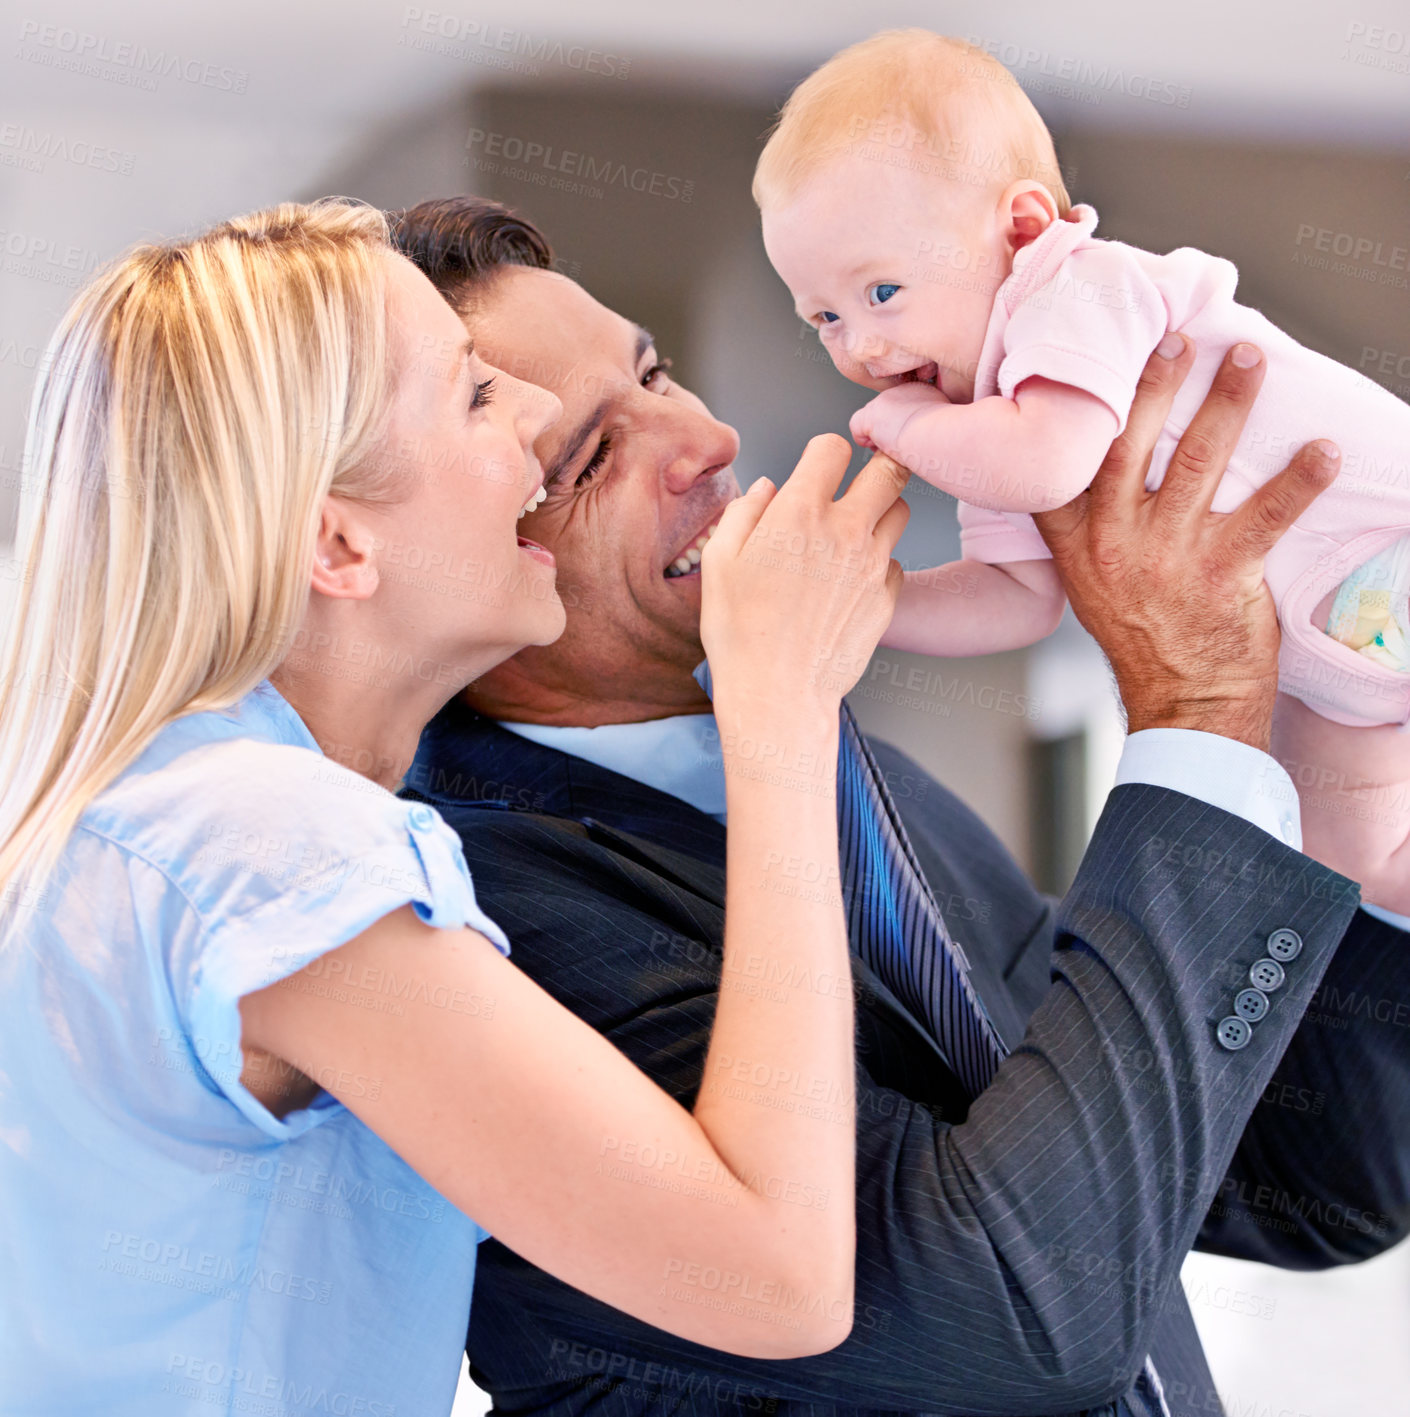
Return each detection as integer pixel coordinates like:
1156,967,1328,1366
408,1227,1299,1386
1198,905,1410,1268
470,787,1361,1414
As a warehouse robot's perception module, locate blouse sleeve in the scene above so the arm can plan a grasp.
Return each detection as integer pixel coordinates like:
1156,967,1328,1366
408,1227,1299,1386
171,744,509,1139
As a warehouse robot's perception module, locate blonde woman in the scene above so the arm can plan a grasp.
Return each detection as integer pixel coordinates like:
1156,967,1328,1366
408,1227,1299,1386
0,200,908,1415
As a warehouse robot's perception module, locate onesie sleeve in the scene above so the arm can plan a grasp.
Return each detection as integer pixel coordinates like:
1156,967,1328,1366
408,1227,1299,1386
170,743,510,1139
957,500,1052,565
997,242,1170,435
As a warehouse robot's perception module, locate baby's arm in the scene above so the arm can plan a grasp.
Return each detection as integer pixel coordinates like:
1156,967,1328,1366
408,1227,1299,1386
851,378,1118,513
883,556,1065,657
1270,692,1410,916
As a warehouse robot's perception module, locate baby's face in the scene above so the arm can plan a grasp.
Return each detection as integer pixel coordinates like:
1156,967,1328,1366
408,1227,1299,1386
762,150,1011,403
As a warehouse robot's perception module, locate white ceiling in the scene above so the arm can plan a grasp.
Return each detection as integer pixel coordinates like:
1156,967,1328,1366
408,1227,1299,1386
6,0,1409,145
0,0,1404,542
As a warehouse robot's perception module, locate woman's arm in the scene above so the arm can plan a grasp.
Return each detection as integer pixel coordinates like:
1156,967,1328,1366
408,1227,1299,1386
240,435,908,1362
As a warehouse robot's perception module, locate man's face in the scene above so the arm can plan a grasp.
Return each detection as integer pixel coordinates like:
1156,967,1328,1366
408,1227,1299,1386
462,267,741,723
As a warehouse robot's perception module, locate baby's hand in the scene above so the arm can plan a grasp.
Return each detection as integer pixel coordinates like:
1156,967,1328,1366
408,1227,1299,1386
849,382,952,456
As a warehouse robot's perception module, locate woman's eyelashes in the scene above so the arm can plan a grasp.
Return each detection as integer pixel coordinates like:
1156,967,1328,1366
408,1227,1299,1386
469,376,496,410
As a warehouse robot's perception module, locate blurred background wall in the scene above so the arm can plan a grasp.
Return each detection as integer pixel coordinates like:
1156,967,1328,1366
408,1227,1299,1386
2,3,1407,1412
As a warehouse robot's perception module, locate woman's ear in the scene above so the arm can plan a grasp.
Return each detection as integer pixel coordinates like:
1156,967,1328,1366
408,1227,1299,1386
998,182,1060,257
310,497,380,601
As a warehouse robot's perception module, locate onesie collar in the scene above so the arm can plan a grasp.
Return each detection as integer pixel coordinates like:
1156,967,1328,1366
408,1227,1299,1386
1001,203,1100,315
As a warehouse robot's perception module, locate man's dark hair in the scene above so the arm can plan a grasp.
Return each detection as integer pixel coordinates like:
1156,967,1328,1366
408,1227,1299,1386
389,196,554,313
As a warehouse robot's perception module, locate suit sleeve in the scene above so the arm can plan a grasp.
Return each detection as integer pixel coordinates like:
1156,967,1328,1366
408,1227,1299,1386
1196,907,1410,1267
460,787,1360,1416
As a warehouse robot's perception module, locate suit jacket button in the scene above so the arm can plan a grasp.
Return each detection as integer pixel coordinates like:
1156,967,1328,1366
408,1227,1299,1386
1217,1015,1253,1050
1266,928,1303,962
1234,988,1270,1023
1249,958,1286,992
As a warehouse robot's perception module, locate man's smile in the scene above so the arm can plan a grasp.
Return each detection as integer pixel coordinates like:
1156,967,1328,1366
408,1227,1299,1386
664,516,722,579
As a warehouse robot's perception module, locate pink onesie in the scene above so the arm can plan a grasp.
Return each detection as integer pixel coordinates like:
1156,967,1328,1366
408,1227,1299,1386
957,205,1410,728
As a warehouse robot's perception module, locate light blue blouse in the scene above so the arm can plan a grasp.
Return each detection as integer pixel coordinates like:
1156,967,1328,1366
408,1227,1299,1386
0,680,510,1416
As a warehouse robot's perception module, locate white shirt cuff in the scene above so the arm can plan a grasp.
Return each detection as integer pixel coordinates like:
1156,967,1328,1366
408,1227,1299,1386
1360,902,1410,933
1115,728,1301,849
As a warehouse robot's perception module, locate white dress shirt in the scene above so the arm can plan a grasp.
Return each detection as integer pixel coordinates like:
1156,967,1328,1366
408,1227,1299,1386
499,716,1410,932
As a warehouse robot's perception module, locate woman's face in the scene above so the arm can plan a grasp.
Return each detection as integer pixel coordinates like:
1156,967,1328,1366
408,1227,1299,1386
362,255,565,673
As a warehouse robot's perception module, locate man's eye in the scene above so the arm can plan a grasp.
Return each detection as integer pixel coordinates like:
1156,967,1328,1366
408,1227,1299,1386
577,433,613,487
866,284,900,306
642,357,673,388
469,376,496,410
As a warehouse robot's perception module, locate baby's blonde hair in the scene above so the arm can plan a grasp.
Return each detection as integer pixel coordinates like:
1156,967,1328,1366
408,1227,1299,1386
0,199,398,923
754,30,1070,215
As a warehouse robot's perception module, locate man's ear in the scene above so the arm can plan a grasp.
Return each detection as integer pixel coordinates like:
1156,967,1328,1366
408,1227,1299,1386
997,182,1060,257
310,496,380,601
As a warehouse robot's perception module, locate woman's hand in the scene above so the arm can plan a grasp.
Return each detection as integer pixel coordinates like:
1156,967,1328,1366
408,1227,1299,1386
241,434,908,1364
1032,338,1341,752
699,435,908,719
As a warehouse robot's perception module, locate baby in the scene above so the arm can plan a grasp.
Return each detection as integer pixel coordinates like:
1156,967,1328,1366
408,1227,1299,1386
756,29,1410,914
756,31,1410,742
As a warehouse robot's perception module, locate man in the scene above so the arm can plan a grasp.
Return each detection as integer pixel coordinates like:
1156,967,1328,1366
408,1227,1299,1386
392,197,1410,1417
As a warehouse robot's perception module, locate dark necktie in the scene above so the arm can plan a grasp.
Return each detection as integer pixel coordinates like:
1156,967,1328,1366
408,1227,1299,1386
694,661,1007,1097
693,660,1171,1417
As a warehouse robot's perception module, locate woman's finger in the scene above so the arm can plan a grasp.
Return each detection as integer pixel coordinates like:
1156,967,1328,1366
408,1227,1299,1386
870,495,911,558
770,432,855,505
842,451,912,529
703,477,776,558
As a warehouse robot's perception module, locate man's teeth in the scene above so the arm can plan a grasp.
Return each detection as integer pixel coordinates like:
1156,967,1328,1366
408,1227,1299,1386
665,521,719,578
518,484,547,519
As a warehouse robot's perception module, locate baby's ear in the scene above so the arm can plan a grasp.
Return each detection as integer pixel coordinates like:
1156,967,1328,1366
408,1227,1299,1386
1001,182,1060,253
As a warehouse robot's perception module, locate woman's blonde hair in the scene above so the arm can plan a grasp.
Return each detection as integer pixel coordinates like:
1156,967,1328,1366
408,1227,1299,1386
754,29,1070,215
0,198,398,918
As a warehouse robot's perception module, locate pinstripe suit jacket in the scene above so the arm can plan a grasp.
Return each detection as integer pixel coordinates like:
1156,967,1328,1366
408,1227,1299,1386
405,703,1410,1417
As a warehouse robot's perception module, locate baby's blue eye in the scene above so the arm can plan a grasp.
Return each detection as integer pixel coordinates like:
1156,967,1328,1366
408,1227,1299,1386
867,283,901,306
818,311,840,324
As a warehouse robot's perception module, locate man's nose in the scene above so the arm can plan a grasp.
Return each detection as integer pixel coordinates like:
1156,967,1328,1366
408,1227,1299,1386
661,409,740,494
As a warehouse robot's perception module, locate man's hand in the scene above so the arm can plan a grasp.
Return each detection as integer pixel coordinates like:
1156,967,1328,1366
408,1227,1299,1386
1032,337,1341,751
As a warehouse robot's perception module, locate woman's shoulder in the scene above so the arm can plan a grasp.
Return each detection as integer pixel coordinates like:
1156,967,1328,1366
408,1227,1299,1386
68,681,494,949
81,721,421,910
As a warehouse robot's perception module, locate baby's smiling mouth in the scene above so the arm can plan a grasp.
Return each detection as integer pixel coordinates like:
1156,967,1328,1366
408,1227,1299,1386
894,361,940,387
